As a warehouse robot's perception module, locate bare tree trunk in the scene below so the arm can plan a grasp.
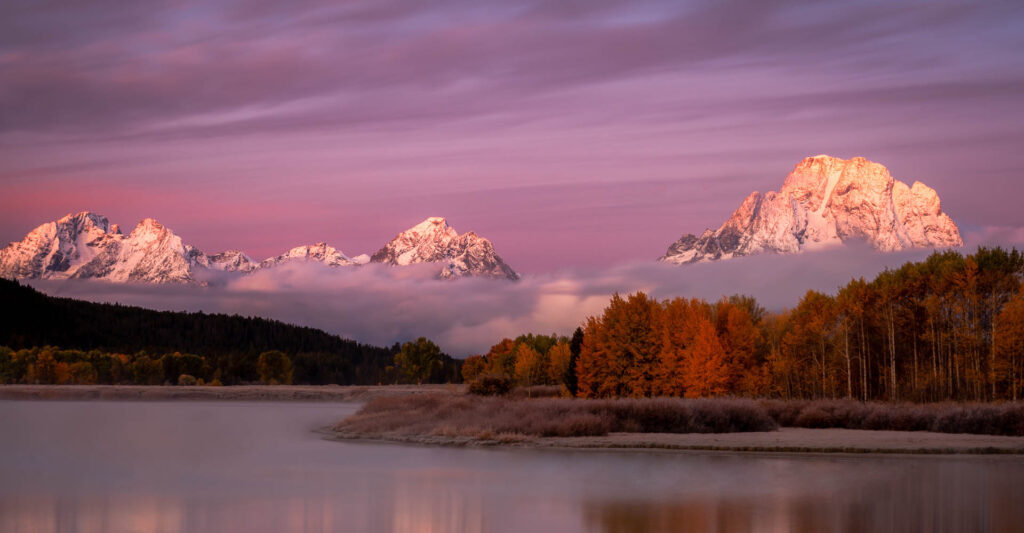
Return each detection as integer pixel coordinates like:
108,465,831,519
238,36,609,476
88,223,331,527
913,335,918,399
861,320,869,401
845,323,852,398
888,303,897,402
931,318,938,401
991,295,998,400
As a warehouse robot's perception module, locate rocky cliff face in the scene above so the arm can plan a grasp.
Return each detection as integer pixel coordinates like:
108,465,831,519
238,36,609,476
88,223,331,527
660,156,963,264
370,217,519,280
0,213,518,282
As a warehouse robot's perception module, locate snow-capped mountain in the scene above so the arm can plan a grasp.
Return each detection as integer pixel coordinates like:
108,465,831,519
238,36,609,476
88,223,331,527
660,155,963,264
71,218,209,282
258,242,357,269
370,217,519,280
0,212,518,283
0,212,208,283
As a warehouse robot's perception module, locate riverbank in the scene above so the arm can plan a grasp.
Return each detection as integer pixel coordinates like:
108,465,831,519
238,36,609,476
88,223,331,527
0,384,460,402
328,426,1024,454
330,393,1024,454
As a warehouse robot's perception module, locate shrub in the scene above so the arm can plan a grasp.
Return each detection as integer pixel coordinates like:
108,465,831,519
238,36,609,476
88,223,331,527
763,399,1024,436
468,373,512,396
177,374,198,386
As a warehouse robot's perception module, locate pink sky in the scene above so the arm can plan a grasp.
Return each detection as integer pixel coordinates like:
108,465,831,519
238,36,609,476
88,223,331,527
2,0,1024,272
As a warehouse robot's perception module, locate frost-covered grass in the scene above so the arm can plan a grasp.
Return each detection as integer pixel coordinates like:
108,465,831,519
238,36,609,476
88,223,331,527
761,399,1024,436
334,394,1024,441
334,394,777,439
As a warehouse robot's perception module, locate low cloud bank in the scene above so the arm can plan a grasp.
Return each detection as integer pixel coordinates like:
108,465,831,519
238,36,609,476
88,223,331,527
29,244,941,356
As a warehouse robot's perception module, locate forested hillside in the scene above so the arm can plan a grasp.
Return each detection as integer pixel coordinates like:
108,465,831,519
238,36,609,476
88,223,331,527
0,279,460,385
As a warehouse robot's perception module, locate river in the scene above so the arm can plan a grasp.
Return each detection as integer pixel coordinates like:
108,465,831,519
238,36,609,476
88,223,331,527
0,401,1021,532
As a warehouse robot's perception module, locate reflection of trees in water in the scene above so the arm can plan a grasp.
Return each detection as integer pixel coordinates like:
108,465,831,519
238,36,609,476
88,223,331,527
583,461,1024,533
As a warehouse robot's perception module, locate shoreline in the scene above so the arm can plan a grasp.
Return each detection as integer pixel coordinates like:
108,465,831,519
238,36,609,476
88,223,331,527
8,385,1023,455
0,384,460,402
325,427,1024,455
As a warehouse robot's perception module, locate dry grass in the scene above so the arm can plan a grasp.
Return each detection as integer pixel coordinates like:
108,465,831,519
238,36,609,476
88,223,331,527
333,394,777,440
508,385,564,399
334,395,1024,443
760,399,1024,436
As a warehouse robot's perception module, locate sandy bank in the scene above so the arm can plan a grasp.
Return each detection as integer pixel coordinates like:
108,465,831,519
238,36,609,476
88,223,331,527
329,427,1024,455
0,384,460,402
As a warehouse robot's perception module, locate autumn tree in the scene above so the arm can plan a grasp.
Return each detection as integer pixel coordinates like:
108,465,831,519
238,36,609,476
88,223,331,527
513,343,546,389
547,341,573,393
995,289,1024,400
682,318,730,397
394,338,442,384
484,338,517,376
655,297,708,396
67,361,98,384
29,350,59,384
257,350,294,385
577,293,661,398
461,355,487,382
777,292,834,398
714,297,762,394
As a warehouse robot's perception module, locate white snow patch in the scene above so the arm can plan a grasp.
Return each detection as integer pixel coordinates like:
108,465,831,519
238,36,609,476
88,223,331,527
814,168,841,217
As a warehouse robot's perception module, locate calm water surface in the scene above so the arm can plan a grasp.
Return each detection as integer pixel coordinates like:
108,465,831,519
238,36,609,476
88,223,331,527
1,401,1022,533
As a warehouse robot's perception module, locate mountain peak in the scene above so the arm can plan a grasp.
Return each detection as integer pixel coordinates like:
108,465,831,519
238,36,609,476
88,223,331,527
208,250,257,273
259,242,356,269
370,218,518,280
660,156,962,264
406,217,456,238
131,217,166,233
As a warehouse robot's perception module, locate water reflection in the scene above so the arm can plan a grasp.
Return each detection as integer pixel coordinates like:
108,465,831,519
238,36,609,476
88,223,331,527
0,401,1021,533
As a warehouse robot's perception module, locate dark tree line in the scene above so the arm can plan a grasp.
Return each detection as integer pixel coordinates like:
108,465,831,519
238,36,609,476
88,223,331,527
0,279,460,385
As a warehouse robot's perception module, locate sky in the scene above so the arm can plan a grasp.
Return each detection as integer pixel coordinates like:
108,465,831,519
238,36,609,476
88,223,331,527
2,0,1024,273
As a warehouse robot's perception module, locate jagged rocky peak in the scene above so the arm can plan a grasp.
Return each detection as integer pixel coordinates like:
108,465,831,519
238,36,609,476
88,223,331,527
660,155,963,265
370,217,519,280
0,211,206,283
208,250,258,273
0,211,120,279
259,242,356,269
71,217,207,283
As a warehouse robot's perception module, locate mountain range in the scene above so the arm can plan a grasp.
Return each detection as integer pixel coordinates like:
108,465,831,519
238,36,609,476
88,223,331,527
660,155,963,264
0,213,519,283
0,156,965,283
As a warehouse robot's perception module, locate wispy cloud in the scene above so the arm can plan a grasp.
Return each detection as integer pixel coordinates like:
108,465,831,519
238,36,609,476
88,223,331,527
2,0,1023,271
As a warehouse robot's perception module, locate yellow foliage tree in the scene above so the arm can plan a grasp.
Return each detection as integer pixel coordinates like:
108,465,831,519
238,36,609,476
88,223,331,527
513,344,546,388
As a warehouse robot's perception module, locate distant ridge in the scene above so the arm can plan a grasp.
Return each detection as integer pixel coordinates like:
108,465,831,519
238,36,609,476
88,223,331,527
0,214,517,283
